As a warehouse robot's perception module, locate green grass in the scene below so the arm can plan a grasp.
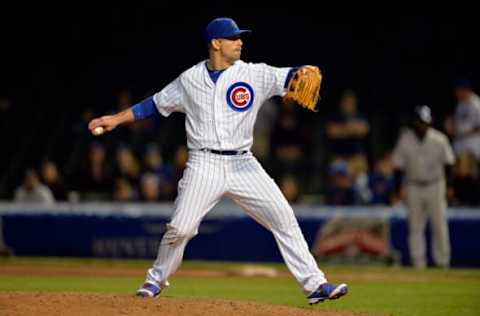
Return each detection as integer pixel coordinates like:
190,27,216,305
1,257,480,316
0,256,247,270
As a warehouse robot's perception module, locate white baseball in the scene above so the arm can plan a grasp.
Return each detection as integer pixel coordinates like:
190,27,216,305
92,126,105,136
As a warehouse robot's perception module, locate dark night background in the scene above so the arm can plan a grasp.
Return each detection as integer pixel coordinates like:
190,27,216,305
1,5,479,199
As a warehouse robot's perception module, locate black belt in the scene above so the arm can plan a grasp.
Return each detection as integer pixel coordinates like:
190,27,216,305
407,178,441,186
200,148,247,155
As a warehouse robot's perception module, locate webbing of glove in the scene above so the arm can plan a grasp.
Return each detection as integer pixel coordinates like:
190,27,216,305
284,66,322,112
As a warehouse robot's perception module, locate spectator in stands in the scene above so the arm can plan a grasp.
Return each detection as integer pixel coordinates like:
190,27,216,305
66,106,100,186
139,173,162,202
72,106,96,136
143,144,172,179
77,142,113,200
112,177,137,201
279,174,301,204
452,79,480,161
14,169,55,205
110,90,135,142
172,145,189,185
270,100,309,178
452,152,480,206
40,159,67,201
368,153,396,205
326,90,370,174
112,144,141,186
142,144,175,200
111,89,159,151
325,160,356,205
350,155,371,204
252,97,279,162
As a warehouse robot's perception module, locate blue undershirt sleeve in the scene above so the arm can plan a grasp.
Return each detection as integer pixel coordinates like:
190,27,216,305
131,96,158,121
284,67,300,88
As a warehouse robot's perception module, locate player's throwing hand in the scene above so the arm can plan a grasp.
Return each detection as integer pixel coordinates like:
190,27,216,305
88,109,135,135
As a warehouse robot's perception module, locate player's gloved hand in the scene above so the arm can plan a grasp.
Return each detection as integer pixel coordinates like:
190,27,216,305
283,65,322,112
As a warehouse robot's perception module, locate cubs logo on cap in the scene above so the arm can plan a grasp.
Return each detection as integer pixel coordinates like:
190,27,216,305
226,82,254,112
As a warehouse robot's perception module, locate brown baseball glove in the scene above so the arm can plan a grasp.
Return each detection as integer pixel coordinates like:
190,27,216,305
283,66,322,111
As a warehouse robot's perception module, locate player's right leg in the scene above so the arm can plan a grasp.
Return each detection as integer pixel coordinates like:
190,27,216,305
137,151,226,297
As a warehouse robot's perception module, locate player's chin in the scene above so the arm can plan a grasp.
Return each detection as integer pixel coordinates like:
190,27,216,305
227,57,241,64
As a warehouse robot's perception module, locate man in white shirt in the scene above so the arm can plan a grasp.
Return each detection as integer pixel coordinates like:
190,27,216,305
88,17,347,305
393,105,455,268
14,169,55,205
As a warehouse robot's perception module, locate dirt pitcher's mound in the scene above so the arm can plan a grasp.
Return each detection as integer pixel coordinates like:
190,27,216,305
0,292,362,316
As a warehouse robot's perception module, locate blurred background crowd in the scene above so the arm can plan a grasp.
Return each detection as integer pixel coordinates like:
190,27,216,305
2,9,480,207
2,80,479,206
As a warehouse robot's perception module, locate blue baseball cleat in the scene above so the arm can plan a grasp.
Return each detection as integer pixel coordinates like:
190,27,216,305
307,283,348,305
136,282,162,298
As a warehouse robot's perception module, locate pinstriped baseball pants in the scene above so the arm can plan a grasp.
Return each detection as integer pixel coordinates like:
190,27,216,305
145,150,327,295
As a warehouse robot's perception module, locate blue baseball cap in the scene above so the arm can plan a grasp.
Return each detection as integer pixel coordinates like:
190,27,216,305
205,17,251,42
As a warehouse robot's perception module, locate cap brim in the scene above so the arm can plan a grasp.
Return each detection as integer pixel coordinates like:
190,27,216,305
234,29,251,37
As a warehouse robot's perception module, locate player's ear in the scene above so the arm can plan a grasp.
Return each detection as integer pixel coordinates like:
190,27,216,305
210,39,222,50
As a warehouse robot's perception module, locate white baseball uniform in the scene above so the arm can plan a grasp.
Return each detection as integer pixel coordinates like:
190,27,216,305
453,92,480,159
392,127,455,268
143,60,327,295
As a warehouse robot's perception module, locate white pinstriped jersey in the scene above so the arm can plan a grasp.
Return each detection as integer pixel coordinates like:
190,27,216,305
153,60,290,151
145,60,329,295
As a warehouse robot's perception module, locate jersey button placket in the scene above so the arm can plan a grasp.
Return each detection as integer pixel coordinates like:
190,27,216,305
212,81,225,149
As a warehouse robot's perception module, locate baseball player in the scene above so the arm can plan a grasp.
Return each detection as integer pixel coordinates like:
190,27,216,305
452,79,480,160
89,17,347,304
392,105,455,268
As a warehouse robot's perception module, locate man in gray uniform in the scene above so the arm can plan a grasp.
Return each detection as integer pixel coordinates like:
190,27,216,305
392,105,455,268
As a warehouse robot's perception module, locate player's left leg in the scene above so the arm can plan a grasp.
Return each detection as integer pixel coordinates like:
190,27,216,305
226,154,347,302
426,181,450,268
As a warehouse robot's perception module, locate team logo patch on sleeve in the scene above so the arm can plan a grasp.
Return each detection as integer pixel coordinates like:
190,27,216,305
226,82,254,112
